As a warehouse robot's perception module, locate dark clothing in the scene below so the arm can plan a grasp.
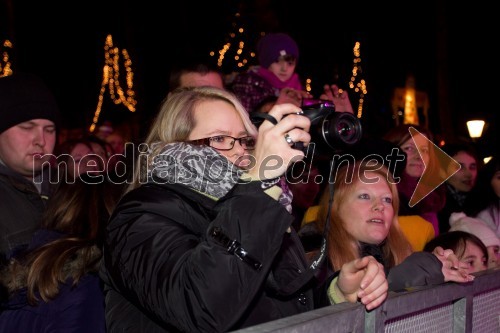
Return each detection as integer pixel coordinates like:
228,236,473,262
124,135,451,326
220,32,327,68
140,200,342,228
0,163,52,261
314,243,445,307
397,173,446,236
230,69,278,112
360,242,445,291
0,229,106,333
100,181,315,333
438,184,468,233
387,252,444,290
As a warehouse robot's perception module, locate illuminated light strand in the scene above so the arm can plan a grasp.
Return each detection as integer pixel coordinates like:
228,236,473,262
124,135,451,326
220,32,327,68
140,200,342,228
305,78,312,93
0,40,13,77
90,34,137,133
210,11,256,70
349,41,367,118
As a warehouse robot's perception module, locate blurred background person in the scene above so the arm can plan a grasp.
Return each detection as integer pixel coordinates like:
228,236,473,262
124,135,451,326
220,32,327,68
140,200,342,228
438,142,480,233
464,154,500,237
53,138,104,181
0,174,117,332
383,124,446,236
168,60,225,92
0,73,59,262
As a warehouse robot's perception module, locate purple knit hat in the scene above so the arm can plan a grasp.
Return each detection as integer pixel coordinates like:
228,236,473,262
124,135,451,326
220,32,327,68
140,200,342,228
257,33,299,69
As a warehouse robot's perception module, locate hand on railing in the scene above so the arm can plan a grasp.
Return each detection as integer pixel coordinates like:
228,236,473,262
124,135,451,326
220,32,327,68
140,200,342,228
336,256,388,310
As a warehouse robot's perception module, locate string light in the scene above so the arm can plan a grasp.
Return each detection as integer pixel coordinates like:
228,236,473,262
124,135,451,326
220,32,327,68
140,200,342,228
210,11,257,71
349,41,367,118
305,78,312,93
0,40,13,77
90,34,137,133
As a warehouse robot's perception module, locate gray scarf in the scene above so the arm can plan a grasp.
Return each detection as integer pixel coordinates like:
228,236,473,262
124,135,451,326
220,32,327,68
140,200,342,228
148,142,243,199
147,142,293,212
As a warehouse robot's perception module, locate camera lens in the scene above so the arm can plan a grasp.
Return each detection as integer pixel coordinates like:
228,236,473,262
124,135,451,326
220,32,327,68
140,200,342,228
336,116,358,144
321,111,362,151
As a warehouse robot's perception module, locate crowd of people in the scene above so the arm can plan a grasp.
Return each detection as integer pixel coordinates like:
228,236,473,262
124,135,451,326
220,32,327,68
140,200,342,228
0,32,498,332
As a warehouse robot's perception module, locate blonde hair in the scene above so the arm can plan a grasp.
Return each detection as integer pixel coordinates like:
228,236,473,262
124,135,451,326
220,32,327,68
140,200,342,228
317,161,412,270
128,86,257,191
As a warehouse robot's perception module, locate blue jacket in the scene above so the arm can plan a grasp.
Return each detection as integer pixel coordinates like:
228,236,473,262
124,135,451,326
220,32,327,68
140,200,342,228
0,229,106,333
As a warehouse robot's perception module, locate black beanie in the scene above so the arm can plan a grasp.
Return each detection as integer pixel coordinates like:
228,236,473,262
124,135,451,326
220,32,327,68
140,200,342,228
0,73,60,134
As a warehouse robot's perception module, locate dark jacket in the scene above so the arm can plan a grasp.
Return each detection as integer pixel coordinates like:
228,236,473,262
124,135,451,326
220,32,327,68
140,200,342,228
358,242,445,291
0,229,106,333
230,69,278,112
100,181,315,333
0,163,52,262
314,243,445,307
438,184,469,233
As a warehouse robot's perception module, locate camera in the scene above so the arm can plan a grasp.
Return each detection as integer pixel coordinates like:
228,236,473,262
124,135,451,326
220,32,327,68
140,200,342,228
250,101,362,156
301,101,362,155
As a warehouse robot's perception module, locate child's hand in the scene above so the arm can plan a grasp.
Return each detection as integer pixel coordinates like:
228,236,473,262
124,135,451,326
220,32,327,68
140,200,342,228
320,84,354,114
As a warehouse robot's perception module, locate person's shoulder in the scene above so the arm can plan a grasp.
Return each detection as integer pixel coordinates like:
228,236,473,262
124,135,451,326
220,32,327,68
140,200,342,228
115,183,211,218
232,67,262,82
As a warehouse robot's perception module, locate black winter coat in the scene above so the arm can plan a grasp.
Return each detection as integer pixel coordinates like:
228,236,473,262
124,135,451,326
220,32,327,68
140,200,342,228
100,181,315,333
0,164,51,262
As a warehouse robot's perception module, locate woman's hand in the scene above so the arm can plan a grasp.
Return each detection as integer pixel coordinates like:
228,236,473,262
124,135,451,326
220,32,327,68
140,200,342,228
432,246,475,283
246,103,310,180
337,256,388,310
320,84,354,114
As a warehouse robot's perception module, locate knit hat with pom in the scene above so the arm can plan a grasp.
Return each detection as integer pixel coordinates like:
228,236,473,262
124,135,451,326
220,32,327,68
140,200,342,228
449,212,500,247
257,33,299,69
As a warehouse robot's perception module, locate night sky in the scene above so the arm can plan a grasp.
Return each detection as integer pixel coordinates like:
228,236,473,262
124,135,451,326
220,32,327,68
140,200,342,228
1,0,496,152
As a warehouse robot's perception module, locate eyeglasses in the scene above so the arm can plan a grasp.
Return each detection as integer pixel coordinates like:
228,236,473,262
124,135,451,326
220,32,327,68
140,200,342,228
189,135,256,151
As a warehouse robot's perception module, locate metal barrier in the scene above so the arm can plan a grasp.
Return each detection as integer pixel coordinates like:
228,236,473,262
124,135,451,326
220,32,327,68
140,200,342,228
233,267,500,333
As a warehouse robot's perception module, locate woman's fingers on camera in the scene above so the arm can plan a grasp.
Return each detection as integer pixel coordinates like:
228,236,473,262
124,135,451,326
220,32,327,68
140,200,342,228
267,103,302,120
284,128,311,147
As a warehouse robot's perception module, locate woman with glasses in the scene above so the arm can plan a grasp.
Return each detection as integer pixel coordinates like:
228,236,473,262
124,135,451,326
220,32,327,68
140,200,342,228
100,86,388,332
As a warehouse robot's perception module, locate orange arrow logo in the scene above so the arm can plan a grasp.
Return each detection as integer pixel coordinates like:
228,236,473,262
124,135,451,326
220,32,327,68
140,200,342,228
408,127,461,207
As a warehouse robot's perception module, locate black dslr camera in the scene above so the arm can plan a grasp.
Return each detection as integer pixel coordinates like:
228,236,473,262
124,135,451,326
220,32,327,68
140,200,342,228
251,100,362,156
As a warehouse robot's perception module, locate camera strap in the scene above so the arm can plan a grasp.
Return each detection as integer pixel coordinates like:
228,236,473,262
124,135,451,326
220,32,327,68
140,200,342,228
249,112,278,126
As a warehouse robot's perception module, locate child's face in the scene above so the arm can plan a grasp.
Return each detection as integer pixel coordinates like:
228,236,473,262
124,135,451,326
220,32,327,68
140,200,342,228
487,245,500,269
460,240,487,273
447,151,477,192
491,170,500,198
268,57,296,82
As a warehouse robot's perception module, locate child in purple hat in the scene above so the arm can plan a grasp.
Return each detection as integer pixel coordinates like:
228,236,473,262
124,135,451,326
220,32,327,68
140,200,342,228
230,32,353,114
230,33,310,113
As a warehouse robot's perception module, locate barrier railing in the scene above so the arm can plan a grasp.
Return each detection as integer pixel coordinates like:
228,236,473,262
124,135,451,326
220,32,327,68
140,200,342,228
233,267,500,333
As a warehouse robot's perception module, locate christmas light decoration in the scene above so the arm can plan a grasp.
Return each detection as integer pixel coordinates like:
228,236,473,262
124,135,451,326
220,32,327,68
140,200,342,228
0,40,13,77
90,34,137,133
305,78,312,93
348,41,367,118
209,11,257,72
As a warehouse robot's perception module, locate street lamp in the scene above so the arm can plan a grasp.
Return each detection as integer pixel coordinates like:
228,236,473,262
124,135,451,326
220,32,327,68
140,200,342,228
466,120,485,139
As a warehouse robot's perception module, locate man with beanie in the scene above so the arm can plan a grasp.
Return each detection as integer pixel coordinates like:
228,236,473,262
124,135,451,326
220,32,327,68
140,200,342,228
0,73,59,262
